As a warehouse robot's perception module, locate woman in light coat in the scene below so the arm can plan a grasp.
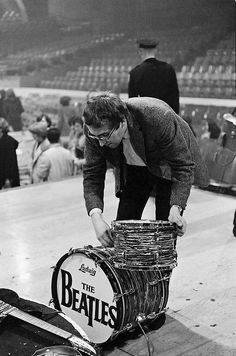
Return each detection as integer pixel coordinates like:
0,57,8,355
29,121,50,183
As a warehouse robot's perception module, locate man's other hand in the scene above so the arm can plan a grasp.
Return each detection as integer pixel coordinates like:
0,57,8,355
91,212,114,247
168,205,187,236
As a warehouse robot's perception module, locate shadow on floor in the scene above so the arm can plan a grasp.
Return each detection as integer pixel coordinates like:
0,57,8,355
98,312,236,356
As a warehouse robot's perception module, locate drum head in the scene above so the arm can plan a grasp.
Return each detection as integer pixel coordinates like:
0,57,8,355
51,249,119,344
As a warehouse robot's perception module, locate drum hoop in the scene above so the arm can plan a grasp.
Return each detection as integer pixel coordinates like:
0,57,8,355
112,219,175,228
51,251,71,313
113,262,177,271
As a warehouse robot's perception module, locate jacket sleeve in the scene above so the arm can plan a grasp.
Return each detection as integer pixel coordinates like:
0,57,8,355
153,109,195,208
17,98,24,114
35,154,50,182
83,133,107,214
128,71,137,98
165,65,180,114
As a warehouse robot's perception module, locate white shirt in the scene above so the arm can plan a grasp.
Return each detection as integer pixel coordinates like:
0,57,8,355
122,129,146,166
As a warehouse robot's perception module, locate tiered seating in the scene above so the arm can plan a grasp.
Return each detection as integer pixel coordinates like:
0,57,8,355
40,33,132,92
0,43,80,75
40,27,226,94
41,60,131,93
178,32,235,99
0,10,23,27
38,30,191,92
0,18,61,54
2,23,234,99
0,30,91,75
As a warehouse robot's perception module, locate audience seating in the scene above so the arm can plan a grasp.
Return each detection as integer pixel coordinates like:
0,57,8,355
1,22,234,100
36,27,235,99
178,32,235,99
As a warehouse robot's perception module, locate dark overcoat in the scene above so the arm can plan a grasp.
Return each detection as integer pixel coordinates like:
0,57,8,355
83,97,209,214
128,58,180,114
0,133,20,189
3,97,24,131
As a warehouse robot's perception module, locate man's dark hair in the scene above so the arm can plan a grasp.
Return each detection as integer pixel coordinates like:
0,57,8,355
47,127,60,143
60,96,71,106
83,93,129,129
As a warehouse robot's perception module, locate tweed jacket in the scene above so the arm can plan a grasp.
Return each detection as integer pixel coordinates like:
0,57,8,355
83,97,209,214
128,58,180,114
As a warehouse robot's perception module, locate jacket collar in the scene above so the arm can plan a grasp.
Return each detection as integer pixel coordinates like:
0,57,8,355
144,57,157,63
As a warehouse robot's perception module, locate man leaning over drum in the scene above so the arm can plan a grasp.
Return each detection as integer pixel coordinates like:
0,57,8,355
83,93,209,247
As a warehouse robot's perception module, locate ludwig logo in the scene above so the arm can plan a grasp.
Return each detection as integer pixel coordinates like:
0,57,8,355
79,263,96,276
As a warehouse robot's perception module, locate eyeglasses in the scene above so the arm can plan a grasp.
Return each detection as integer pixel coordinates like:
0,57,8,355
88,125,118,143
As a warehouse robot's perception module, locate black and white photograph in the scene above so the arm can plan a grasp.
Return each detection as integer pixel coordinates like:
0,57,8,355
0,1,235,355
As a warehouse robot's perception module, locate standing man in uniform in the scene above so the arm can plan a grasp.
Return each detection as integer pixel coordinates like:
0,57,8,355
128,39,180,114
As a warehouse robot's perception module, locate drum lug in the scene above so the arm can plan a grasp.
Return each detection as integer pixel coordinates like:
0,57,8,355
136,313,146,322
67,247,76,256
48,298,55,307
124,322,136,332
113,288,135,302
146,312,158,320
94,255,114,266
94,257,108,266
146,309,167,321
148,279,159,286
158,274,172,281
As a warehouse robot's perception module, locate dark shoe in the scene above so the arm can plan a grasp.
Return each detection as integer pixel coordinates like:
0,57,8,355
233,226,236,237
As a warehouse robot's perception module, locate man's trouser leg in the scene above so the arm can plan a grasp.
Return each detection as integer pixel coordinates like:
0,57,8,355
154,177,172,221
116,165,154,220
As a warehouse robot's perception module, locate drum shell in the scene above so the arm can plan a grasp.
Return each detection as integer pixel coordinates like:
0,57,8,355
51,247,170,345
112,220,177,270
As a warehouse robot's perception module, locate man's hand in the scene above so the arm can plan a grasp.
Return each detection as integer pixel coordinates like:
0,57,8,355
90,212,114,247
168,205,187,236
3,179,11,189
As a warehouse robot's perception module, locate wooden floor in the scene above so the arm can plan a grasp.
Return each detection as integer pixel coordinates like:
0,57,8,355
0,171,236,355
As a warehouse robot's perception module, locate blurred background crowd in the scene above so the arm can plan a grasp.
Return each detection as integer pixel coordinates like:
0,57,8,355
0,0,235,191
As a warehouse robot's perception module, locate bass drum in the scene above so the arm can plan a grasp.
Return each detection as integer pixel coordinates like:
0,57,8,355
51,246,170,345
